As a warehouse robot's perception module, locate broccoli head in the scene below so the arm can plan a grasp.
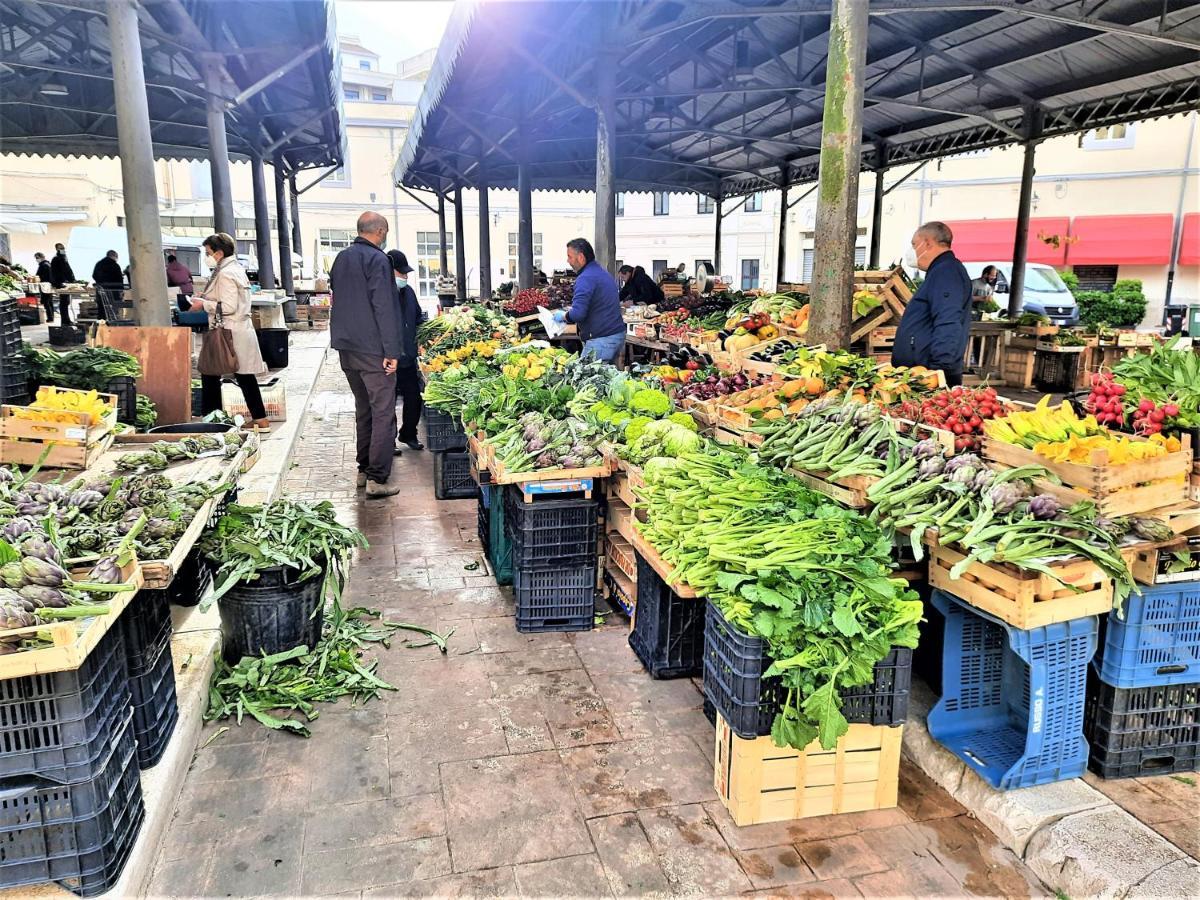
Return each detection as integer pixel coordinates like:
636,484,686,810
667,411,698,432
624,416,654,444
630,388,671,418
589,401,615,424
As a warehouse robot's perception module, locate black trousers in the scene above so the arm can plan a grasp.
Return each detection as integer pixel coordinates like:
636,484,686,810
41,293,55,323
339,351,397,483
200,374,267,421
396,365,423,442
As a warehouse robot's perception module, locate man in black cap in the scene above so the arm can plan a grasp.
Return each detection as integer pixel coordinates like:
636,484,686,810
387,249,425,450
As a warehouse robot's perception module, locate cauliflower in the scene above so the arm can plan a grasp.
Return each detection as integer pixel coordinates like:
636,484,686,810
589,401,615,424
667,411,698,432
630,388,671,418
624,416,654,444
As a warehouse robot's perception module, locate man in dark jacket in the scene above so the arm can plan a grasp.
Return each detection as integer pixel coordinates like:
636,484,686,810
552,238,624,364
49,243,76,325
91,250,125,319
387,249,425,451
618,265,664,307
34,252,54,322
330,212,405,497
891,222,972,387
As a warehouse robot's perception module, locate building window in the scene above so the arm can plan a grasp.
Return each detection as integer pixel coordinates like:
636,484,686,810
371,89,388,102
318,228,354,251
652,260,668,279
506,232,543,279
615,193,624,217
740,259,760,290
694,259,712,275
344,87,360,101
801,245,866,282
326,154,349,186
358,59,371,70
697,195,714,215
1080,123,1136,151
416,231,453,298
653,192,670,216
745,192,762,213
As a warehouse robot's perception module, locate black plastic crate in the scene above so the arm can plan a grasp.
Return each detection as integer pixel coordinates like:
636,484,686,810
422,407,467,451
130,644,178,770
118,586,172,677
103,376,137,426
477,491,490,557
504,486,599,570
128,634,175,714
1033,349,1083,394
703,600,912,738
0,718,143,897
629,554,705,679
434,450,478,501
1083,669,1200,779
133,694,178,770
47,325,86,346
514,564,595,633
164,549,215,608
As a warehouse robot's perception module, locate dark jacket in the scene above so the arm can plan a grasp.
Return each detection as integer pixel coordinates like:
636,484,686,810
396,283,422,363
891,250,972,382
92,256,124,287
35,260,52,283
329,237,403,361
565,260,623,341
619,267,664,306
49,252,75,288
165,259,194,294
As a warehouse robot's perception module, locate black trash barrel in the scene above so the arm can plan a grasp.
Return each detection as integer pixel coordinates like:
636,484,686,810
257,328,289,369
217,563,324,661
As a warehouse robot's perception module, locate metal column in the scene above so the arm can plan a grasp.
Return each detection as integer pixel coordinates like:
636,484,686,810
478,160,492,300
250,154,275,289
594,43,618,274
713,190,724,278
518,136,534,290
105,0,168,325
1008,110,1043,318
274,162,295,297
289,174,302,258
776,178,789,287
809,0,869,349
453,185,467,301
869,142,887,268
201,55,235,236
437,192,449,277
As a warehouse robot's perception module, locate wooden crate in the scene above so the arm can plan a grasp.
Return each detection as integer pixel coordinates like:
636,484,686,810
605,532,638,584
1129,533,1200,586
981,433,1193,517
867,326,897,355
661,282,684,298
627,527,698,598
606,499,639,544
786,468,876,508
487,457,609,487
927,542,1114,629
0,430,114,469
0,388,118,443
714,714,901,827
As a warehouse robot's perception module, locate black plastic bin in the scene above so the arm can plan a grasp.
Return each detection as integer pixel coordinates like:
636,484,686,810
514,564,595,633
629,554,706,679
422,407,467,452
129,642,178,770
163,549,215,607
216,563,325,661
103,376,137,426
703,600,912,738
118,587,172,677
1083,668,1200,779
256,328,289,369
47,325,86,346
503,487,598,570
434,450,478,500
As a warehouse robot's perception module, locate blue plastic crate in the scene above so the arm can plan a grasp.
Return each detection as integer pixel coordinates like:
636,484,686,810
1094,584,1200,689
928,589,1097,790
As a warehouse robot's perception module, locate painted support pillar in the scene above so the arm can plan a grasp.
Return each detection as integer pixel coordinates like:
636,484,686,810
1008,109,1043,318
713,190,724,279
250,154,275,289
289,174,302,259
809,0,869,349
869,142,887,269
105,0,168,325
518,133,534,290
478,159,493,300
594,41,618,274
454,184,467,300
201,55,236,236
437,191,449,278
776,177,789,287
274,162,295,296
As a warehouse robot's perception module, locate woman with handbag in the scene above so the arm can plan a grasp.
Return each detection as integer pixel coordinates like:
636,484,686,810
188,233,270,429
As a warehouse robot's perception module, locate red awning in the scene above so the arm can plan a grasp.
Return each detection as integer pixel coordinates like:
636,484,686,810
941,218,1070,265
1068,215,1174,266
1178,213,1200,266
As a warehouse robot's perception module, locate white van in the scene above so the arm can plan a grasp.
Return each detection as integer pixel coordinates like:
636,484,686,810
66,227,210,280
963,261,1079,326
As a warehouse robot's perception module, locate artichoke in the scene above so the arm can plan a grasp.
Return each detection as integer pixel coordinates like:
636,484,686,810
854,404,881,427
989,482,1023,514
16,500,49,516
87,557,122,585
918,456,946,478
972,469,995,492
0,562,29,589
18,536,61,565
3,518,37,542
534,452,556,469
21,557,67,587
949,466,978,485
526,438,546,453
1028,494,1062,521
0,467,13,484
911,439,943,460
944,453,981,474
1132,517,1174,543
19,585,67,608
68,489,105,511
0,601,36,631
560,455,581,469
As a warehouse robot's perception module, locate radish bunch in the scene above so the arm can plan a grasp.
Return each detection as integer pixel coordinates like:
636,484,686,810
1086,373,1127,426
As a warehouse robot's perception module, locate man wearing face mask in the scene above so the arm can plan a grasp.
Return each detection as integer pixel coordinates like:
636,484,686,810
891,222,972,387
387,249,425,451
551,238,624,365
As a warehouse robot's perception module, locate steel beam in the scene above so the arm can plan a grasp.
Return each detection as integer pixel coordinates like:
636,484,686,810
274,162,295,296
250,153,276,289
229,44,322,109
454,185,467,301
289,174,302,258
478,153,493,300
437,192,449,277
776,177,789,287
869,143,887,268
713,189,724,278
809,0,869,350
1008,112,1042,318
594,30,619,275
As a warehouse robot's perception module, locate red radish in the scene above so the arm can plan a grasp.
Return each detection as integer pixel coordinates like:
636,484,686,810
1164,403,1180,417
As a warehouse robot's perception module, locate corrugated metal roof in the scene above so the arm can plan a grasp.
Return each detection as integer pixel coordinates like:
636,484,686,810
0,0,346,173
394,0,1200,197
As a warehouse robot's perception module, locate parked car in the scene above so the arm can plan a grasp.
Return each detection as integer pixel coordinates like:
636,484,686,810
963,261,1079,326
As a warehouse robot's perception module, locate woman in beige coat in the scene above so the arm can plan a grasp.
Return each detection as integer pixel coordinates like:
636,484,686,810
188,233,270,429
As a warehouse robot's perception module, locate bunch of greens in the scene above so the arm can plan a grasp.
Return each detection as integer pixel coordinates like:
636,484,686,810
635,445,921,750
114,432,244,471
135,394,157,430
1111,337,1200,429
487,412,605,472
754,398,909,481
22,345,141,392
621,419,702,465
417,303,515,358
200,499,367,605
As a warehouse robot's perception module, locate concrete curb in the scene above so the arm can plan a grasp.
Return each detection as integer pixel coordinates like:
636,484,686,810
903,682,1200,899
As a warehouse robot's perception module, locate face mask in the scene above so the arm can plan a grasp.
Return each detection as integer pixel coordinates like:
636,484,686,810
903,246,918,269
205,253,215,267
379,237,387,250
395,277,407,289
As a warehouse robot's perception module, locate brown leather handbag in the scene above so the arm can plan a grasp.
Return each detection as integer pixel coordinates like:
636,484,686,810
197,269,238,376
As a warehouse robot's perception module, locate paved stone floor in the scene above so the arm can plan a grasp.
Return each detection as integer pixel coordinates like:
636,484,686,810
1083,771,1200,860
147,358,1050,898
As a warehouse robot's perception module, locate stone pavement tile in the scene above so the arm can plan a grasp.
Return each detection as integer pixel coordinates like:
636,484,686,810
852,855,965,899
1136,772,1200,808
589,671,705,739
481,645,584,676
441,751,593,872
301,836,453,895
185,737,268,783
490,696,556,754
356,541,398,566
146,849,213,899
559,734,717,817
746,877,862,898
173,772,311,825
474,616,569,654
363,867,518,898
704,801,908,852
570,627,645,676
435,616,481,655
916,815,1046,898
512,853,614,898
490,669,620,748
1081,772,1196,824
795,834,890,881
386,704,508,797
305,793,446,852
897,760,965,821
1150,817,1200,860
204,817,305,896
438,585,516,619
305,731,390,804
586,812,673,898
637,804,754,896
428,555,492,582
736,845,817,890
375,653,494,712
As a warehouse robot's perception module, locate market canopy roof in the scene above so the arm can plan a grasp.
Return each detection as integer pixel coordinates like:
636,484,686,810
394,0,1200,197
0,0,346,172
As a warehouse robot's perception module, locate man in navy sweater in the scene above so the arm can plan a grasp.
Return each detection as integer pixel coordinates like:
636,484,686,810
553,238,625,365
891,222,973,387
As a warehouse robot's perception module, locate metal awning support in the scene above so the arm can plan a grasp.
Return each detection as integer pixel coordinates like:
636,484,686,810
776,176,789,287
517,124,534,290
453,185,467,301
250,152,275,289
437,192,449,276
105,0,168,325
274,162,295,296
809,0,868,349
201,55,236,236
398,186,439,215
289,174,302,259
478,154,492,300
869,142,887,269
713,188,725,278
1008,108,1043,318
229,44,323,109
594,18,618,275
